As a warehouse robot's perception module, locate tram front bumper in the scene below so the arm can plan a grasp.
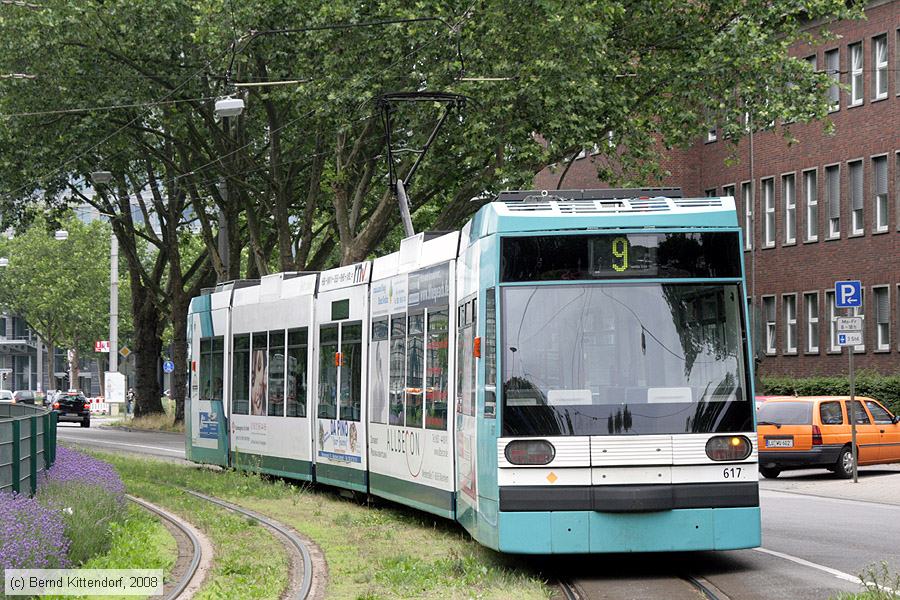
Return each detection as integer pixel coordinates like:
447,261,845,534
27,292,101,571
496,506,761,554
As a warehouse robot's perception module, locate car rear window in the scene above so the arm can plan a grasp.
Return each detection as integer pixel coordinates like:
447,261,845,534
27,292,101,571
758,401,812,425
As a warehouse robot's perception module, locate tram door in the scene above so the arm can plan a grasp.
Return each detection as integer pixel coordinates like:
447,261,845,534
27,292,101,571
312,262,371,492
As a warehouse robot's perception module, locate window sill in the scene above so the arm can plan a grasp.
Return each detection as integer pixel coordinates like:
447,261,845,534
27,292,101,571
871,96,887,103
848,232,865,238
804,350,820,356
784,351,798,356
828,107,840,114
827,350,842,355
848,101,864,109
803,238,819,244
783,240,797,247
762,243,776,250
874,348,891,353
765,351,777,357
825,235,841,242
705,139,717,144
873,228,889,235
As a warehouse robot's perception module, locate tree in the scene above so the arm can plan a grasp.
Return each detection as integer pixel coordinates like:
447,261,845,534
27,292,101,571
0,0,861,416
0,216,131,392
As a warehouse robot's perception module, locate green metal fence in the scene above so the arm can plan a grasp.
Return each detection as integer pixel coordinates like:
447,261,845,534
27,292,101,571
0,403,58,495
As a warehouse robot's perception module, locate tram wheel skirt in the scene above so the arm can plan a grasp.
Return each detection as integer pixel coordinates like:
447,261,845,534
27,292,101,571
497,506,761,554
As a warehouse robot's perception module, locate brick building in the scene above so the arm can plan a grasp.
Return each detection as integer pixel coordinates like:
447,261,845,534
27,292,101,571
535,0,899,377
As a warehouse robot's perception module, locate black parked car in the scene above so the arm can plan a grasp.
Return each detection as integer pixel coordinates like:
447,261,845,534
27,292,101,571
53,391,91,427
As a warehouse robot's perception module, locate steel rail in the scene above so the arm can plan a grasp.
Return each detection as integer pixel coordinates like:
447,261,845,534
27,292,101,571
182,489,314,600
127,495,202,600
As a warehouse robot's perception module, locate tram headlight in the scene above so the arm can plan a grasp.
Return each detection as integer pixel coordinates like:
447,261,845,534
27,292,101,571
705,436,752,461
504,440,556,465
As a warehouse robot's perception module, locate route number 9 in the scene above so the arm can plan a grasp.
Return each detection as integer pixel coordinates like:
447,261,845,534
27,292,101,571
612,237,629,272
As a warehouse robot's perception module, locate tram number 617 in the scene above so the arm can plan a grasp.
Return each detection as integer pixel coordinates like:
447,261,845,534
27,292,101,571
722,467,743,479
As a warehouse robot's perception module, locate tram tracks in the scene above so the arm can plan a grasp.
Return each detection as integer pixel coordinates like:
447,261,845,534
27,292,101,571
182,489,318,600
126,495,206,600
558,573,727,600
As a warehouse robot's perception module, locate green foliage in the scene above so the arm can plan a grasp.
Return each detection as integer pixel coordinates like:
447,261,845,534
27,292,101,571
0,216,131,356
761,371,900,414
833,562,900,600
37,481,125,566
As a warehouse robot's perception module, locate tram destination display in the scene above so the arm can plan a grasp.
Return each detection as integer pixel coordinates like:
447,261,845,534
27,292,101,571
501,232,741,281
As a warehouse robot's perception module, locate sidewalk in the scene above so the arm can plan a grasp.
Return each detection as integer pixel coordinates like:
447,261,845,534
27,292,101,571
759,465,900,506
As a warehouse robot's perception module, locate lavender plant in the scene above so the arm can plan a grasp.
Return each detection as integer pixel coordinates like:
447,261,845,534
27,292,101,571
0,491,69,569
37,447,127,565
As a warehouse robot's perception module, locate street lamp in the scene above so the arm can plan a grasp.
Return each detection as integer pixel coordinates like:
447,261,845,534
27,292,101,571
214,97,244,118
90,170,119,388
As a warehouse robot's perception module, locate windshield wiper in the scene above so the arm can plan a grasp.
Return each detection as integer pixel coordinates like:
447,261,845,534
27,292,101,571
757,420,782,429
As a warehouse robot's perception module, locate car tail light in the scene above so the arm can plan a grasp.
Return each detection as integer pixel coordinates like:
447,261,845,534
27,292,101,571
811,425,823,446
53,402,60,409
504,440,555,465
705,436,752,461
83,403,91,410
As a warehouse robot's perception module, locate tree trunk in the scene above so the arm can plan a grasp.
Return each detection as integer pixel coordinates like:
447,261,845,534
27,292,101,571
170,292,189,424
132,290,164,417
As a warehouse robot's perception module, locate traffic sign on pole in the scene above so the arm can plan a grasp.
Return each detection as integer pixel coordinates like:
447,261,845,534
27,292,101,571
835,280,862,308
836,317,863,333
162,360,175,374
838,332,863,346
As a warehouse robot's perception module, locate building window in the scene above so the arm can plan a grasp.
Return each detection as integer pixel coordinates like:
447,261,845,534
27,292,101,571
874,286,890,351
805,54,817,70
873,35,888,100
826,291,838,352
705,188,717,197
723,184,735,199
826,164,840,238
763,296,776,355
742,181,753,250
852,289,865,352
783,294,797,353
804,169,818,241
707,126,717,143
849,42,863,106
805,292,819,353
762,178,775,247
783,173,796,244
825,49,840,111
849,160,864,235
873,155,888,232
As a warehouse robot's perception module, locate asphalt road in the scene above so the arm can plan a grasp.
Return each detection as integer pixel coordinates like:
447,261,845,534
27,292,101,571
57,426,900,598
56,420,186,461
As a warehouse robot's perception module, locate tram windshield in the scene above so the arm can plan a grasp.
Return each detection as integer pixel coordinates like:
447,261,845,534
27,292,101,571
501,283,752,436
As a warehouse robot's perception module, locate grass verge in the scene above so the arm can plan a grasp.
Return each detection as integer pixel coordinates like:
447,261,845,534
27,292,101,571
42,503,177,600
94,451,550,600
834,563,900,600
109,412,185,434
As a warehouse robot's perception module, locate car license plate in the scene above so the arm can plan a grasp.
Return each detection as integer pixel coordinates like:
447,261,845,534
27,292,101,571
766,438,793,448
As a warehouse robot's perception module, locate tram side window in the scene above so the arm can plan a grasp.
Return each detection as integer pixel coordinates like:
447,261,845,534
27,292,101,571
339,322,362,422
232,335,250,414
406,313,425,427
485,290,496,417
389,314,406,425
200,337,224,402
250,332,268,416
456,299,477,417
425,309,449,430
318,325,339,419
285,328,308,418
268,330,285,416
200,339,211,401
370,318,390,424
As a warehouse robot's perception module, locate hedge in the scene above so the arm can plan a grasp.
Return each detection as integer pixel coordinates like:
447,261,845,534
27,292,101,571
760,371,900,415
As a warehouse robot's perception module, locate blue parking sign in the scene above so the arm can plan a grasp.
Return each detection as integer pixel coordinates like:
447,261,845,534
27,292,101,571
835,280,862,308
163,360,175,374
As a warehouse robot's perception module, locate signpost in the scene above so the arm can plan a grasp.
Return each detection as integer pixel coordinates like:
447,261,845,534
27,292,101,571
94,340,110,353
162,360,175,374
835,280,863,483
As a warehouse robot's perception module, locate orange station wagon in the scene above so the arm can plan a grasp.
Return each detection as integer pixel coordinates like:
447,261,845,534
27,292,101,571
757,396,900,478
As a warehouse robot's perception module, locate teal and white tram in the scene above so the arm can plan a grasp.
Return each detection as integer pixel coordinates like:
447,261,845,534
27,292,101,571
187,188,760,553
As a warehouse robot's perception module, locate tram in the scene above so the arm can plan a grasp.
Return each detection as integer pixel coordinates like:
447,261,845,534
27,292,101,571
186,188,760,553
